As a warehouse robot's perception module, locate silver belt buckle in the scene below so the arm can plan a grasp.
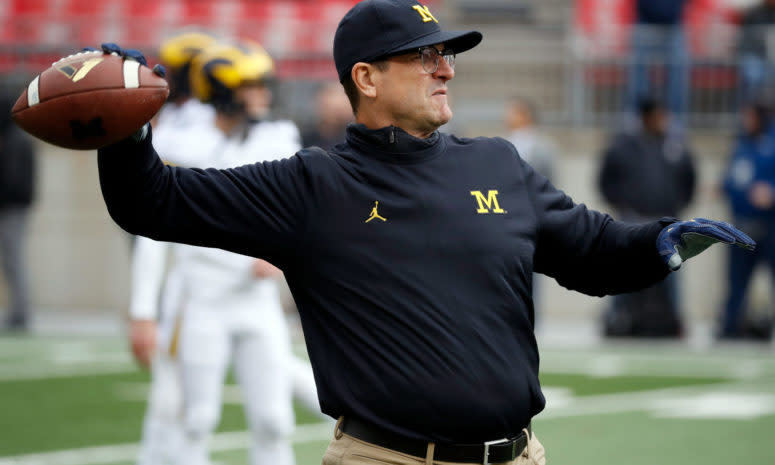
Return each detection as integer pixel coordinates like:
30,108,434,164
482,438,509,465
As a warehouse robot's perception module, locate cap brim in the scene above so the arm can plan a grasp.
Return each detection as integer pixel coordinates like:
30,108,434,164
384,30,482,58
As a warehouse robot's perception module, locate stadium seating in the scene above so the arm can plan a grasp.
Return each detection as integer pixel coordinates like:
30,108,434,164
0,0,361,78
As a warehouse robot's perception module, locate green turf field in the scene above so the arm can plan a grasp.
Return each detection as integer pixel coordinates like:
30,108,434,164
0,335,773,465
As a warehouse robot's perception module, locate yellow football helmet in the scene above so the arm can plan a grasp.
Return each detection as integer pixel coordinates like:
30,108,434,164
189,40,275,109
158,31,217,100
158,32,218,70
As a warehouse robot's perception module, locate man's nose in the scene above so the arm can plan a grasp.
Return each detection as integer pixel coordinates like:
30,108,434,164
433,57,454,80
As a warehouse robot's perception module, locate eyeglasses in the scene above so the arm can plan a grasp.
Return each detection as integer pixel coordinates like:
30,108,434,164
418,46,455,74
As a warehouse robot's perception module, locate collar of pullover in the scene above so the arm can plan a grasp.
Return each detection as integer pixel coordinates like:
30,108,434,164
345,123,446,164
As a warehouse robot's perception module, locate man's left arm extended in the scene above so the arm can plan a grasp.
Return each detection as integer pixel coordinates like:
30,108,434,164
529,162,754,296
533,189,672,296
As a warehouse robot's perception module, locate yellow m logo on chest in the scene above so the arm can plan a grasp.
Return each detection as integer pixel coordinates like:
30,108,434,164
412,5,438,23
470,190,505,214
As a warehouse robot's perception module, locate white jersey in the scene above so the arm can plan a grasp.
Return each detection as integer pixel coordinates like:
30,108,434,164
139,115,310,465
130,99,219,465
177,120,301,333
129,100,217,325
131,100,307,465
153,99,216,164
130,118,300,340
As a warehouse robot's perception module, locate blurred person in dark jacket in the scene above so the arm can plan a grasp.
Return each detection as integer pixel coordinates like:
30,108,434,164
598,98,697,337
627,0,690,122
600,98,696,219
720,101,775,340
737,0,775,103
0,95,36,331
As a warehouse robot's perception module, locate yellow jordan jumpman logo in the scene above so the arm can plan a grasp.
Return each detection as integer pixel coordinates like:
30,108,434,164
365,200,387,223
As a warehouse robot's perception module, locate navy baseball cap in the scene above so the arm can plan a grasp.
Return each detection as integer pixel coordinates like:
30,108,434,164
333,0,483,82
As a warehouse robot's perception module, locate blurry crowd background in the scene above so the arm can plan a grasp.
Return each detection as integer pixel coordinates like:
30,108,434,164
1,0,775,343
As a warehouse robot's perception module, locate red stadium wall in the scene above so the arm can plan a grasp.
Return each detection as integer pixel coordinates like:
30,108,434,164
574,0,739,58
2,0,447,79
574,0,741,93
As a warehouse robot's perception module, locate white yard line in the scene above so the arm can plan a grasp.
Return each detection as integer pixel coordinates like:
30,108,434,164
539,349,775,379
0,339,133,381
0,422,333,465
539,379,771,419
0,364,135,382
0,340,310,381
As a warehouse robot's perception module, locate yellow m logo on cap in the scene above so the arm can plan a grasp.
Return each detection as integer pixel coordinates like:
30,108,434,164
470,190,506,214
412,5,438,23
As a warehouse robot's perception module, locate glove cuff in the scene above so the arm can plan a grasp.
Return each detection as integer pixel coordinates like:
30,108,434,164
130,123,150,143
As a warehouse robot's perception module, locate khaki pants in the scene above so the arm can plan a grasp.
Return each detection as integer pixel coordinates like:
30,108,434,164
323,421,546,465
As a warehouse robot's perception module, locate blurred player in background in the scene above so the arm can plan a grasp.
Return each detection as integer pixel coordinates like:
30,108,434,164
129,31,217,465
148,32,218,159
236,49,323,420
162,41,304,465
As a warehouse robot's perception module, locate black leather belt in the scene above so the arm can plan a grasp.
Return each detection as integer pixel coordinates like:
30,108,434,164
340,417,530,465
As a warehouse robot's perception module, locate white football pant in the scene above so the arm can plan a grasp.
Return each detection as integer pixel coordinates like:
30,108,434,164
176,321,295,465
136,353,184,465
135,267,186,465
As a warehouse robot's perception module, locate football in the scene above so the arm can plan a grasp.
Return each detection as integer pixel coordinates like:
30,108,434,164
11,51,168,150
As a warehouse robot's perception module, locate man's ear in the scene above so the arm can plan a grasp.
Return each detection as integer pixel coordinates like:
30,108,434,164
352,62,379,99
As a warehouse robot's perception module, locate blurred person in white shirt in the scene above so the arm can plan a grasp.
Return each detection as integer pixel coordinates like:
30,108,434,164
132,39,320,465
503,97,557,320
129,31,217,465
503,96,555,183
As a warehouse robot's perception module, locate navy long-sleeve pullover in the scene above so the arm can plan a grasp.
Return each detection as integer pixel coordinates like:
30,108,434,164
98,123,670,443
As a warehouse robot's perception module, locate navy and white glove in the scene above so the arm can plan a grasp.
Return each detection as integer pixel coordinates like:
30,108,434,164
85,43,165,143
84,43,166,77
657,218,756,271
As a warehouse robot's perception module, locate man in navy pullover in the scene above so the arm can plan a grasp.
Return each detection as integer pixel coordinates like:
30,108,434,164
95,1,754,464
